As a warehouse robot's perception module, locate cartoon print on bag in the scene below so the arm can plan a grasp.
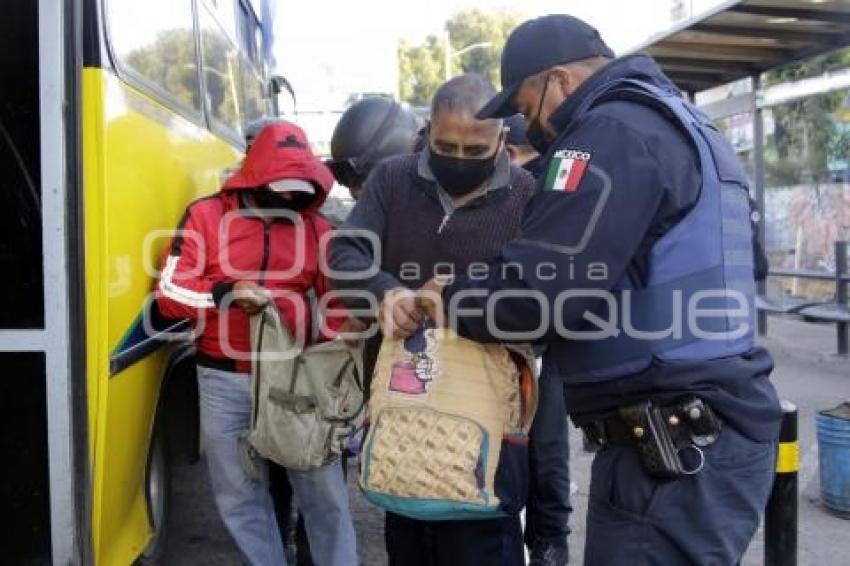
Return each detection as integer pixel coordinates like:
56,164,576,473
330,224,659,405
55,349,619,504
389,319,440,395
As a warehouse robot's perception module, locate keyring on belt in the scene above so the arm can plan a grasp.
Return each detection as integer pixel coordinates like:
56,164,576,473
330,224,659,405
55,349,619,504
677,444,705,475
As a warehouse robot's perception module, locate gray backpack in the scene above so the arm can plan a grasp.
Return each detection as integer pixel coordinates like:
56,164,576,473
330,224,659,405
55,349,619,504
246,304,365,471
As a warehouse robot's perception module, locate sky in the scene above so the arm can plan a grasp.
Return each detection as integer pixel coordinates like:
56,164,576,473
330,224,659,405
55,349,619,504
273,0,727,111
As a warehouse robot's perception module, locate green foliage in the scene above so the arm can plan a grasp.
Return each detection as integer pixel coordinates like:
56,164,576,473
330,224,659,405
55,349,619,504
447,9,523,86
398,9,523,107
398,35,447,107
125,29,200,110
763,47,850,187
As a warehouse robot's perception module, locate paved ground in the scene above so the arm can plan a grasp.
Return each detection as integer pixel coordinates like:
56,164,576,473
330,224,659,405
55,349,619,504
160,316,849,565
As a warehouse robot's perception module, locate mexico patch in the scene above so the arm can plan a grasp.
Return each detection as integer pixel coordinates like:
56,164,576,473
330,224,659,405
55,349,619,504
544,149,591,192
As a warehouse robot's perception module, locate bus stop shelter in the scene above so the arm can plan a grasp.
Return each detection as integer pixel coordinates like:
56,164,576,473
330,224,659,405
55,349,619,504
629,0,850,350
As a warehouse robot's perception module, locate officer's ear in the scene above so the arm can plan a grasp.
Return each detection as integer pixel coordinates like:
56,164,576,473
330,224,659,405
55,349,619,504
550,65,579,99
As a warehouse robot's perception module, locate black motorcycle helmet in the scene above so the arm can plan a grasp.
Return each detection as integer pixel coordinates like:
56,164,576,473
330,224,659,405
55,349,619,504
328,97,419,197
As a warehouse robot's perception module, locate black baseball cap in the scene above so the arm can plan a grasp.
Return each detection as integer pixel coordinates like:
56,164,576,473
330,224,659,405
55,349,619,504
477,15,615,119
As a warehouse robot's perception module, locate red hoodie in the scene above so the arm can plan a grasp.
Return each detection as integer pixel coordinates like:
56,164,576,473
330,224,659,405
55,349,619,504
156,122,346,373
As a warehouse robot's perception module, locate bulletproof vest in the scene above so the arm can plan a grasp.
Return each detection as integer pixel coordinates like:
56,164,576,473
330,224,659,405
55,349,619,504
556,79,756,384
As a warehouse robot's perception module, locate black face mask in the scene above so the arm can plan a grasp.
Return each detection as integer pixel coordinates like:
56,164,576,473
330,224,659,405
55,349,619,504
526,74,553,155
252,189,313,211
428,144,499,198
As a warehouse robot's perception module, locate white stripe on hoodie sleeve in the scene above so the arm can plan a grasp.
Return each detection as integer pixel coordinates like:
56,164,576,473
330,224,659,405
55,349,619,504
158,255,216,309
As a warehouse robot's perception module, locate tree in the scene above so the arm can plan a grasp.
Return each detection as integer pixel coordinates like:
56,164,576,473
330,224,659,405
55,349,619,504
398,9,523,107
447,9,522,86
398,36,446,107
761,47,850,271
762,47,850,187
125,29,201,111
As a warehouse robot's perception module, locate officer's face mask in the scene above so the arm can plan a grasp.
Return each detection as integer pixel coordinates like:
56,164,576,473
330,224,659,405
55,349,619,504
525,74,554,155
428,141,500,198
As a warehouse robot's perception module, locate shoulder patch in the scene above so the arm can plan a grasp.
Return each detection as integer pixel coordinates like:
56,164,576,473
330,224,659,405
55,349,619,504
544,149,591,192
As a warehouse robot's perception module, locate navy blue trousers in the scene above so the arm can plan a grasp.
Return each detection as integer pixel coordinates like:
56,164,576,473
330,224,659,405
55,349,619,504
524,366,572,547
584,425,776,565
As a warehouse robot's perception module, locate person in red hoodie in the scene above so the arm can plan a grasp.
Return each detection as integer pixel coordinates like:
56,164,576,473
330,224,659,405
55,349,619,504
156,122,357,566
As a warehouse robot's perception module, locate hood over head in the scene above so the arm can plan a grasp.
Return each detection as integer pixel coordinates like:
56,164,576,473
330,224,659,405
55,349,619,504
223,121,333,209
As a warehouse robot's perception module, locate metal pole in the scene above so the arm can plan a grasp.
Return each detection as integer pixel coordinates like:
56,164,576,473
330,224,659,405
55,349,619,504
765,400,798,566
753,75,768,335
835,240,848,357
39,0,79,562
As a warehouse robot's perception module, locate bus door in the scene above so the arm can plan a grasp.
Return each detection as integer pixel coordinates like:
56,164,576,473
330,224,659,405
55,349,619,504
0,0,89,564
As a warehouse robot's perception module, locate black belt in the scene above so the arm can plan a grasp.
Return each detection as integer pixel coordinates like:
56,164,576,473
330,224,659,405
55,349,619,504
582,415,648,448
580,397,723,478
582,397,722,449
196,351,238,373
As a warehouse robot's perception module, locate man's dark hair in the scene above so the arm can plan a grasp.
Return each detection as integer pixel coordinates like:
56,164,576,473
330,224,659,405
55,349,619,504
431,74,500,121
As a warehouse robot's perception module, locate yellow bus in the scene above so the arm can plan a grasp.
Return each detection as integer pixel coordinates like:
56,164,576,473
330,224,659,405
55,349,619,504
1,1,283,563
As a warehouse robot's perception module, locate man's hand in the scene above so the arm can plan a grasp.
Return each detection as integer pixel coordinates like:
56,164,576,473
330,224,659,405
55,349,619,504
416,276,450,326
379,287,422,340
232,281,271,315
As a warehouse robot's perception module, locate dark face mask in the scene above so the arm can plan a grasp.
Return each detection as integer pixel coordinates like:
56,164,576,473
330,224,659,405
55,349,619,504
252,189,313,211
428,144,499,198
526,74,554,155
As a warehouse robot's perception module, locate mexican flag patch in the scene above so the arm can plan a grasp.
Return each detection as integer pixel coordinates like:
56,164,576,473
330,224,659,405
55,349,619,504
544,149,591,192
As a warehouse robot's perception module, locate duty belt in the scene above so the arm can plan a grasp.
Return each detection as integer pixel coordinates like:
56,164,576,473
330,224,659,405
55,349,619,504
581,397,723,478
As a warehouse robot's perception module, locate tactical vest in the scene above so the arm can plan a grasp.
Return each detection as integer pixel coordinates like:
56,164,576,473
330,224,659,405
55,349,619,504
555,79,756,384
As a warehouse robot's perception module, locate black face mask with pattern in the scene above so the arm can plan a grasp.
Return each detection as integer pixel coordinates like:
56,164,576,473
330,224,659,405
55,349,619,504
428,141,500,198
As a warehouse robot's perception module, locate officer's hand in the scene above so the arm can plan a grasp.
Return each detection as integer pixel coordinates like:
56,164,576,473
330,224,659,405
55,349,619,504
379,287,422,340
415,276,450,326
232,281,271,315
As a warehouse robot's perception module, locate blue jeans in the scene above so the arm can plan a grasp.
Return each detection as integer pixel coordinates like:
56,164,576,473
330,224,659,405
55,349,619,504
584,424,776,565
198,365,357,566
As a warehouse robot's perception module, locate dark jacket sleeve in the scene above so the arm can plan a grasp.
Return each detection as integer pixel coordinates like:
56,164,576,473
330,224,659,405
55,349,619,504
328,165,404,312
443,113,669,343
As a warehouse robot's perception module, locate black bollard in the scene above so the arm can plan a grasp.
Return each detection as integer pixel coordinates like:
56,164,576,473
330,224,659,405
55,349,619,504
765,400,798,566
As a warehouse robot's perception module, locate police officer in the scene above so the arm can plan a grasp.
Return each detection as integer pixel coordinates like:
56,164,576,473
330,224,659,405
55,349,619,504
419,15,782,564
328,97,420,200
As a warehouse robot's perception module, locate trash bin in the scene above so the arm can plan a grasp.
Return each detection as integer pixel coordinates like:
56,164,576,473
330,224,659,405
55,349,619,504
816,402,850,518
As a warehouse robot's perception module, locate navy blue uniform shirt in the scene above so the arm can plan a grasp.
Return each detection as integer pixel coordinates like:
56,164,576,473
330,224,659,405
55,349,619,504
444,55,781,442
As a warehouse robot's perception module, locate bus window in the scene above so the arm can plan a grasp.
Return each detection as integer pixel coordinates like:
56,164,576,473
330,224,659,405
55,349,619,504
199,2,243,139
106,0,201,114
206,0,238,44
236,1,260,66
240,59,267,123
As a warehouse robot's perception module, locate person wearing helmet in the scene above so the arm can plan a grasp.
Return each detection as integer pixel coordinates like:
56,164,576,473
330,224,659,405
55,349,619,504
328,97,420,200
329,74,535,566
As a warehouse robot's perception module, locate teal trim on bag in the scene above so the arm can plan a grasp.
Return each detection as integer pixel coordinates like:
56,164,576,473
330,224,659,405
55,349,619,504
361,490,506,521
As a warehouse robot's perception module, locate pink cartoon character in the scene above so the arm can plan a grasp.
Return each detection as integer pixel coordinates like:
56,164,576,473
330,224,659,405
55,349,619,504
389,320,440,395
